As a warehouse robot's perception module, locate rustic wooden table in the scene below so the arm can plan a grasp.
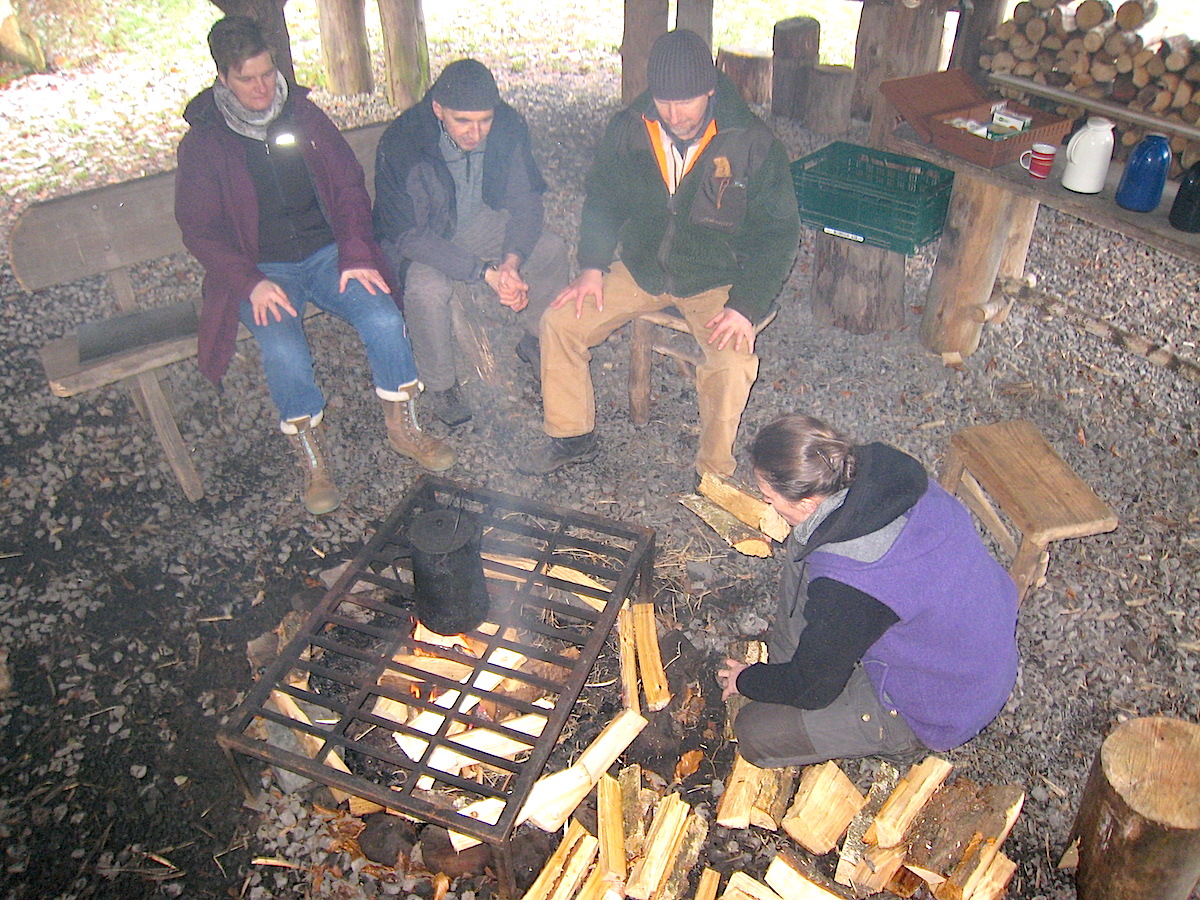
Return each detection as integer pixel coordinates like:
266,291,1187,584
882,126,1200,357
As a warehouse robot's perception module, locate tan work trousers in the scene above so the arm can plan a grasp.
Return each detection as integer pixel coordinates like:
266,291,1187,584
539,262,759,477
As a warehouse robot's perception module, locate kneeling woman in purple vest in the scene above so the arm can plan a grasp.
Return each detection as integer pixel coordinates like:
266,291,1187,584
716,414,1019,767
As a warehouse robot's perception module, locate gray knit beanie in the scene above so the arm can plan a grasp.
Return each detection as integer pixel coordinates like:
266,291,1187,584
431,59,500,110
646,29,717,101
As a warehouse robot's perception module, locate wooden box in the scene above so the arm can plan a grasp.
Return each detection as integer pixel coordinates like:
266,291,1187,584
879,69,1073,169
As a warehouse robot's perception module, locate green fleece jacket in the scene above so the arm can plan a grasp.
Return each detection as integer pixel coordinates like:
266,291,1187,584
576,73,800,323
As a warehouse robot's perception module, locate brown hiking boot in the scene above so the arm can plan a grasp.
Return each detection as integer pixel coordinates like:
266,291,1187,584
284,414,342,515
381,396,456,471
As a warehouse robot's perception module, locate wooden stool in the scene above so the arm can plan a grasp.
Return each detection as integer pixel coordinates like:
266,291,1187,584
940,420,1118,604
627,306,778,426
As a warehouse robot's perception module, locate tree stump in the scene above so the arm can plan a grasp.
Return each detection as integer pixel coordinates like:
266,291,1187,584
812,232,906,334
772,16,820,119
716,48,772,105
1071,717,1200,900
803,64,855,135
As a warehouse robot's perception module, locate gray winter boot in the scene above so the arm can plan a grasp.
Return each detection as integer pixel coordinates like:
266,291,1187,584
283,413,342,515
380,390,456,472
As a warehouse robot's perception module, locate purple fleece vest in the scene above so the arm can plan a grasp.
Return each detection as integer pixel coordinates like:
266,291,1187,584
808,482,1019,750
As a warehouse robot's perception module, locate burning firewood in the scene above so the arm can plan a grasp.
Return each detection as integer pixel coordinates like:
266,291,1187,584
518,818,598,900
781,761,868,854
679,494,773,558
266,688,352,802
630,602,672,712
698,472,792,543
481,551,610,612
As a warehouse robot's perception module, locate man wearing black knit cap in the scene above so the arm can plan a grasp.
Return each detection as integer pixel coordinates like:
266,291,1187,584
374,59,568,426
520,29,800,479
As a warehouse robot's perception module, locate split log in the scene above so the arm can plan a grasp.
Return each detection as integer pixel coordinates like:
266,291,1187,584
416,703,551,789
716,753,767,829
903,778,1025,894
851,843,909,893
630,602,672,712
526,708,649,832
620,763,657,860
803,64,855,136
698,472,791,542
750,765,799,832
519,818,598,900
596,773,626,882
720,872,784,900
695,868,723,900
656,811,709,900
717,47,772,105
782,760,868,854
267,688,352,801
618,605,641,714
835,762,901,886
764,852,847,899
865,756,954,848
625,793,691,900
679,494,773,558
481,551,609,611
1071,716,1200,900
771,16,820,119
812,232,906,335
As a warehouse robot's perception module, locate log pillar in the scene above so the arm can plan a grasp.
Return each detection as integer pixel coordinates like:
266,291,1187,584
803,64,855,135
852,0,944,121
716,48,772,105
997,195,1040,282
772,16,820,119
1071,717,1200,900
812,233,906,334
948,0,1010,81
919,173,1013,355
622,0,669,105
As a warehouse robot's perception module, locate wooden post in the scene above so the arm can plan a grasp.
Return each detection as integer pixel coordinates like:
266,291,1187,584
717,48,772,105
811,232,906,334
802,64,855,135
947,0,1009,80
772,17,820,119
852,0,945,121
622,0,669,104
919,174,1012,356
318,0,374,96
377,0,429,112
675,0,714,49
997,195,1040,282
1071,717,1200,900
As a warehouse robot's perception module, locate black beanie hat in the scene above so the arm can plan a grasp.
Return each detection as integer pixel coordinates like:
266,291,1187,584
431,59,500,110
646,29,717,101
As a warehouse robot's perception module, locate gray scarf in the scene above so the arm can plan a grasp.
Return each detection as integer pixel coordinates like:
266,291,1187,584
213,75,288,141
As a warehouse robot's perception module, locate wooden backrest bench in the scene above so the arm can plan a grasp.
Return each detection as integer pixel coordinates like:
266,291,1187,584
9,123,387,502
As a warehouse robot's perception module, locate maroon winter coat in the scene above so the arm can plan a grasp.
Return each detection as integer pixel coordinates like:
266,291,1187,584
175,85,396,384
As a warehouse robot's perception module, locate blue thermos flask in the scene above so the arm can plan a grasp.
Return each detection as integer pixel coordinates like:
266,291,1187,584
1115,134,1172,212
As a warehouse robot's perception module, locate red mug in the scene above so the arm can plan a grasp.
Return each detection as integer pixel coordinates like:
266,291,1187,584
1019,143,1057,179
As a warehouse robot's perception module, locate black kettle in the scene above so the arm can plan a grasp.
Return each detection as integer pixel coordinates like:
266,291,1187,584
406,507,491,635
1168,162,1200,233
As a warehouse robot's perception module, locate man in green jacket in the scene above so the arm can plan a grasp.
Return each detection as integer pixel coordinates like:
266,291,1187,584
519,29,800,479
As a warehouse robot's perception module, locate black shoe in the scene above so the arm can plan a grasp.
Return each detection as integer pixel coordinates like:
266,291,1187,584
515,333,541,384
429,385,471,427
517,432,598,475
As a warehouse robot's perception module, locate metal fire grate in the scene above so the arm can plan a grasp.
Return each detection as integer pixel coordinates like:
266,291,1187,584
218,475,655,851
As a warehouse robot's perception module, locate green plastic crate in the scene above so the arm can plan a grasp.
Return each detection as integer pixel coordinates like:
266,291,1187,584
791,142,954,255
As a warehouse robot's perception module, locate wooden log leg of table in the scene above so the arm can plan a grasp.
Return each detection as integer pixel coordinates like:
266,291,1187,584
803,65,855,136
812,232,905,334
1070,716,1200,900
920,173,1016,356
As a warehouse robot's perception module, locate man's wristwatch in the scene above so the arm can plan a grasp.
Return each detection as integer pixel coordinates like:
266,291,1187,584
479,260,499,282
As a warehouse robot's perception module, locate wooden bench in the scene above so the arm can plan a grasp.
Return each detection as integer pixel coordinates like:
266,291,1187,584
9,123,387,502
940,420,1118,604
627,305,778,426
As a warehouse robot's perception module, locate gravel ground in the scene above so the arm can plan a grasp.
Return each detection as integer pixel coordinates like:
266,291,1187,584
2,13,1199,900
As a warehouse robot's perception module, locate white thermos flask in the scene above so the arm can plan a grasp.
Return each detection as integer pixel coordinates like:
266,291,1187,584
1061,117,1115,194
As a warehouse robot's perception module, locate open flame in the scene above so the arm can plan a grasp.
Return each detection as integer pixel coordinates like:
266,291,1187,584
411,620,475,655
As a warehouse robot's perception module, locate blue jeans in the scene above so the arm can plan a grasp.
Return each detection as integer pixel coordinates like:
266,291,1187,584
240,244,418,423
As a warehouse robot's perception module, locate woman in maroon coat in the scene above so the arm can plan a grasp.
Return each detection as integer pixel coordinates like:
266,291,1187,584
175,16,453,514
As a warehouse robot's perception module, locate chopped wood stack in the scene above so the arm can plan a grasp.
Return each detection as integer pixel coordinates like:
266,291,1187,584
977,0,1200,170
680,473,791,558
716,754,1025,900
519,765,709,900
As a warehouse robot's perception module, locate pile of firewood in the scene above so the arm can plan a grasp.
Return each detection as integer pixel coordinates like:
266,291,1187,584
711,754,1024,900
977,0,1200,168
